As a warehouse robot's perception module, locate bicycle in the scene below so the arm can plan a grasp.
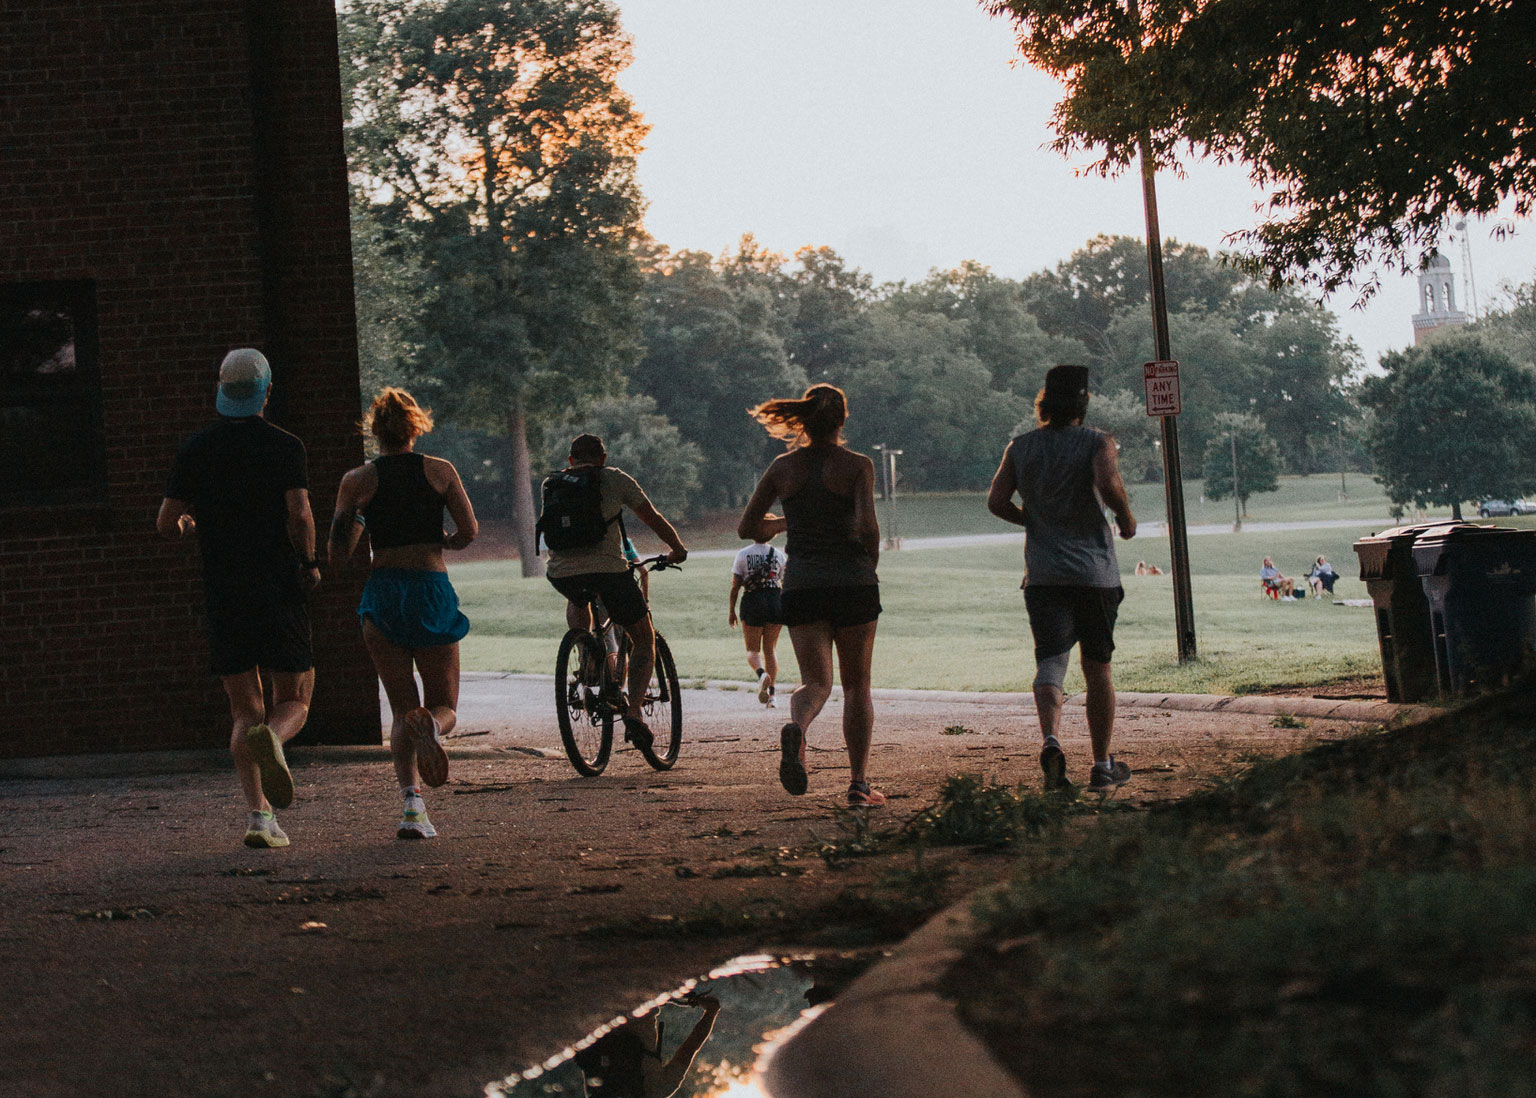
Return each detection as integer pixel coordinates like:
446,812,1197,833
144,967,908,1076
554,556,683,776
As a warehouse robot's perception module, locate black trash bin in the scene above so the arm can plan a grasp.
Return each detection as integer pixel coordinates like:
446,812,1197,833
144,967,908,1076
1353,522,1459,702
1412,524,1536,696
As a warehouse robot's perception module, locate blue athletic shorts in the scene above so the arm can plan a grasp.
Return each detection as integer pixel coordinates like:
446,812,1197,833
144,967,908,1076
358,568,470,649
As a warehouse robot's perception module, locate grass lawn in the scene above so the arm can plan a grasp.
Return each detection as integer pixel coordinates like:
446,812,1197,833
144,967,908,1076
454,475,1536,695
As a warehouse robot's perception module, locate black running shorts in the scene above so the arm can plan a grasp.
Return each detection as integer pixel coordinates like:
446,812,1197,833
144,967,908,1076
739,587,784,628
548,570,649,627
1023,584,1124,664
781,584,881,629
206,599,313,677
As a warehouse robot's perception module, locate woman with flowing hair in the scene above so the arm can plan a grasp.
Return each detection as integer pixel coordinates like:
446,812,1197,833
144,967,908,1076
328,387,478,840
737,383,885,806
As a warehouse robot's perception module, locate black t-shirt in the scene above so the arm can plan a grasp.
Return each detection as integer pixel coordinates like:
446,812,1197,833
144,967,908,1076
165,417,308,610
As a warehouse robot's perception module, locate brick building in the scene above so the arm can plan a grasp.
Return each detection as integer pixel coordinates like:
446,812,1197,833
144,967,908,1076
1,2,379,757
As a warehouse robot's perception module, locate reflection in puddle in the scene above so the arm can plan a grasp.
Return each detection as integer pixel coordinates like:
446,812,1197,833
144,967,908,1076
486,951,881,1098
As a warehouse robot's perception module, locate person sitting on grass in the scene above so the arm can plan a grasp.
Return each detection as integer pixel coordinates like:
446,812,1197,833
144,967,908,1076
1134,560,1163,576
1307,555,1340,598
1260,557,1297,600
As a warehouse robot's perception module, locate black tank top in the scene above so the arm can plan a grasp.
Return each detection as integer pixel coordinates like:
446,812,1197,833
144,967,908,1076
781,447,877,590
363,453,444,550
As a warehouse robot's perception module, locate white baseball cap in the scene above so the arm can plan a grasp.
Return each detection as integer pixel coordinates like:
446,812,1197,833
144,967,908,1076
216,348,271,418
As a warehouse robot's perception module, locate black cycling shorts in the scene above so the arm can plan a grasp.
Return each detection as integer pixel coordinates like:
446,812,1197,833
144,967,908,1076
206,599,313,677
548,570,648,627
1024,584,1124,664
781,584,881,630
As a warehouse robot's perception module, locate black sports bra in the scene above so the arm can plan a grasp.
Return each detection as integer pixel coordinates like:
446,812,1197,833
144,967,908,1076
364,453,444,550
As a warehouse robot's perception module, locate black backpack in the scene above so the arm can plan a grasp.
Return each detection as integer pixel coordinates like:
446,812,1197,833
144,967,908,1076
537,466,619,553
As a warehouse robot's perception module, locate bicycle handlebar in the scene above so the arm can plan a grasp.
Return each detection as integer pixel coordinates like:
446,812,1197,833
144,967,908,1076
632,554,681,573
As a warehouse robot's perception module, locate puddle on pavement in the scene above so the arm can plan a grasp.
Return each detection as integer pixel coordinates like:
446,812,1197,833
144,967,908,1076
485,950,883,1098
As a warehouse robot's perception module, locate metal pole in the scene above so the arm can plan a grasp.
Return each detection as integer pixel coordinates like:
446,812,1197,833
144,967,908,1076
886,449,902,549
1337,419,1347,500
1230,432,1241,532
1140,136,1198,662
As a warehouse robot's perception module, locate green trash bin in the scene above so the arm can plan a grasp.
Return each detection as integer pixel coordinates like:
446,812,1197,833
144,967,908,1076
1353,522,1460,702
1411,523,1536,696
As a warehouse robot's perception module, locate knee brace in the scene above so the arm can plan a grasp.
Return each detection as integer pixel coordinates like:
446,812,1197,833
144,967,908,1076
1033,651,1071,691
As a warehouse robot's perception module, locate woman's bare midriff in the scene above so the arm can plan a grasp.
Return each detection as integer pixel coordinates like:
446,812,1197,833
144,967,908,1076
370,544,447,572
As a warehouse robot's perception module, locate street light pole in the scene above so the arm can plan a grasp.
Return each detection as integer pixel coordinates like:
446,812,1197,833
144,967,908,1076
1336,419,1347,500
1230,431,1241,532
873,444,903,549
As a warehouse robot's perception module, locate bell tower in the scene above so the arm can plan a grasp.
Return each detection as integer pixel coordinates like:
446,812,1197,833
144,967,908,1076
1411,251,1469,343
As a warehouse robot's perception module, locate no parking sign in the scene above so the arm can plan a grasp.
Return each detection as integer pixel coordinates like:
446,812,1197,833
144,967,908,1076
1143,360,1181,416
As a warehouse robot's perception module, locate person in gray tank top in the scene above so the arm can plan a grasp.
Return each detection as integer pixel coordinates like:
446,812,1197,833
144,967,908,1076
738,384,887,808
988,365,1137,795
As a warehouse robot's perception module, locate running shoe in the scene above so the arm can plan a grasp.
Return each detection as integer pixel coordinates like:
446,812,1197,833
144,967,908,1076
757,675,773,706
1039,735,1071,792
405,707,449,788
397,789,437,840
622,715,654,753
243,810,290,849
846,780,886,807
600,683,627,711
244,724,294,809
778,722,808,795
1086,757,1132,793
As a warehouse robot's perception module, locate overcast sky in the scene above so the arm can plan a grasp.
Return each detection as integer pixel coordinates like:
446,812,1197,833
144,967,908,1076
614,0,1535,369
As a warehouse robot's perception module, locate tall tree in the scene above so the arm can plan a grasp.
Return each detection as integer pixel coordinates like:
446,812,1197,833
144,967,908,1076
341,0,648,575
985,0,1534,296
1201,412,1281,516
1360,334,1536,519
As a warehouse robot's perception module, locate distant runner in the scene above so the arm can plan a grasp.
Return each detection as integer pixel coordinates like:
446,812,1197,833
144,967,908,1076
157,348,320,849
728,531,786,707
987,364,1136,794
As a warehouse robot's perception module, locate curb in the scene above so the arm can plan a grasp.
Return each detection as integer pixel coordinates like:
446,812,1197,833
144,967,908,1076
761,892,1026,1098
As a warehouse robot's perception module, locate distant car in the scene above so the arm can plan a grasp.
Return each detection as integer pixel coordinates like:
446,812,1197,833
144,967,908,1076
1516,500,1536,516
1479,500,1516,517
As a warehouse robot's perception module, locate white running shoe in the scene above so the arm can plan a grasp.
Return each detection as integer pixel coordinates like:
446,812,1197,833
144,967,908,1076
397,790,437,839
758,675,773,705
243,810,290,849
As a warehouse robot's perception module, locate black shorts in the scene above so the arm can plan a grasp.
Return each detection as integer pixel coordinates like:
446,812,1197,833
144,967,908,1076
1024,584,1124,664
739,587,784,627
206,599,313,677
781,584,881,629
548,570,648,627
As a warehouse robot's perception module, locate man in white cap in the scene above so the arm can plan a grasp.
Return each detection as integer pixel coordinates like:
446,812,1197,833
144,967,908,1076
987,364,1137,795
157,349,322,848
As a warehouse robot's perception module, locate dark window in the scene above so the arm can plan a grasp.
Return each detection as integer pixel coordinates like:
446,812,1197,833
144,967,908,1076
0,281,107,507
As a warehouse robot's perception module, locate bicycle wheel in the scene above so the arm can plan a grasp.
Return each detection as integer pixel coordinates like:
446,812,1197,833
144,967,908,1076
555,629,612,776
636,632,683,770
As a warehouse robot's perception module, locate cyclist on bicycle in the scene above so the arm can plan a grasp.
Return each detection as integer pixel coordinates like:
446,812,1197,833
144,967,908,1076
541,433,687,751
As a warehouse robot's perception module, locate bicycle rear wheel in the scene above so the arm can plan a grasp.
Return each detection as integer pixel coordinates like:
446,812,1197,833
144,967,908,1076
555,629,612,776
636,633,682,770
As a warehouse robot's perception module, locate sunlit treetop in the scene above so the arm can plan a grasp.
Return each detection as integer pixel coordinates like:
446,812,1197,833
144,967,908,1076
985,0,1534,299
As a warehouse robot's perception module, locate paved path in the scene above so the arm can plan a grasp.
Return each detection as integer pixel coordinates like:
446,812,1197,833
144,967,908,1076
2,679,1430,1098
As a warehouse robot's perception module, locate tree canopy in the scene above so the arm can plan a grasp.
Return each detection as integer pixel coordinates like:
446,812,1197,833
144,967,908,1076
1360,334,1536,515
985,0,1534,296
341,0,647,573
1201,412,1281,514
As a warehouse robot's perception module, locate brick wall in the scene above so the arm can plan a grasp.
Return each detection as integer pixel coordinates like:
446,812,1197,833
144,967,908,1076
0,1,379,756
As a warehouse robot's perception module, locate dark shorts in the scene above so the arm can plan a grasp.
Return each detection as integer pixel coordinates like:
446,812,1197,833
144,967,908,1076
781,584,881,629
359,568,470,649
739,587,784,628
1024,584,1124,664
206,599,313,677
548,570,648,627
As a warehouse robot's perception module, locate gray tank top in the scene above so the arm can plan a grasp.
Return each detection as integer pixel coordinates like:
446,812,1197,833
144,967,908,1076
1009,426,1120,588
781,447,879,591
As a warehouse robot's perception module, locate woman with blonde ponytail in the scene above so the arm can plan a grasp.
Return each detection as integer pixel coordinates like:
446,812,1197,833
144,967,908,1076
328,387,478,840
737,384,886,807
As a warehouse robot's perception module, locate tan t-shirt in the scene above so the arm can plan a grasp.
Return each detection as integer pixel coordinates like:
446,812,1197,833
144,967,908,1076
544,465,652,580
